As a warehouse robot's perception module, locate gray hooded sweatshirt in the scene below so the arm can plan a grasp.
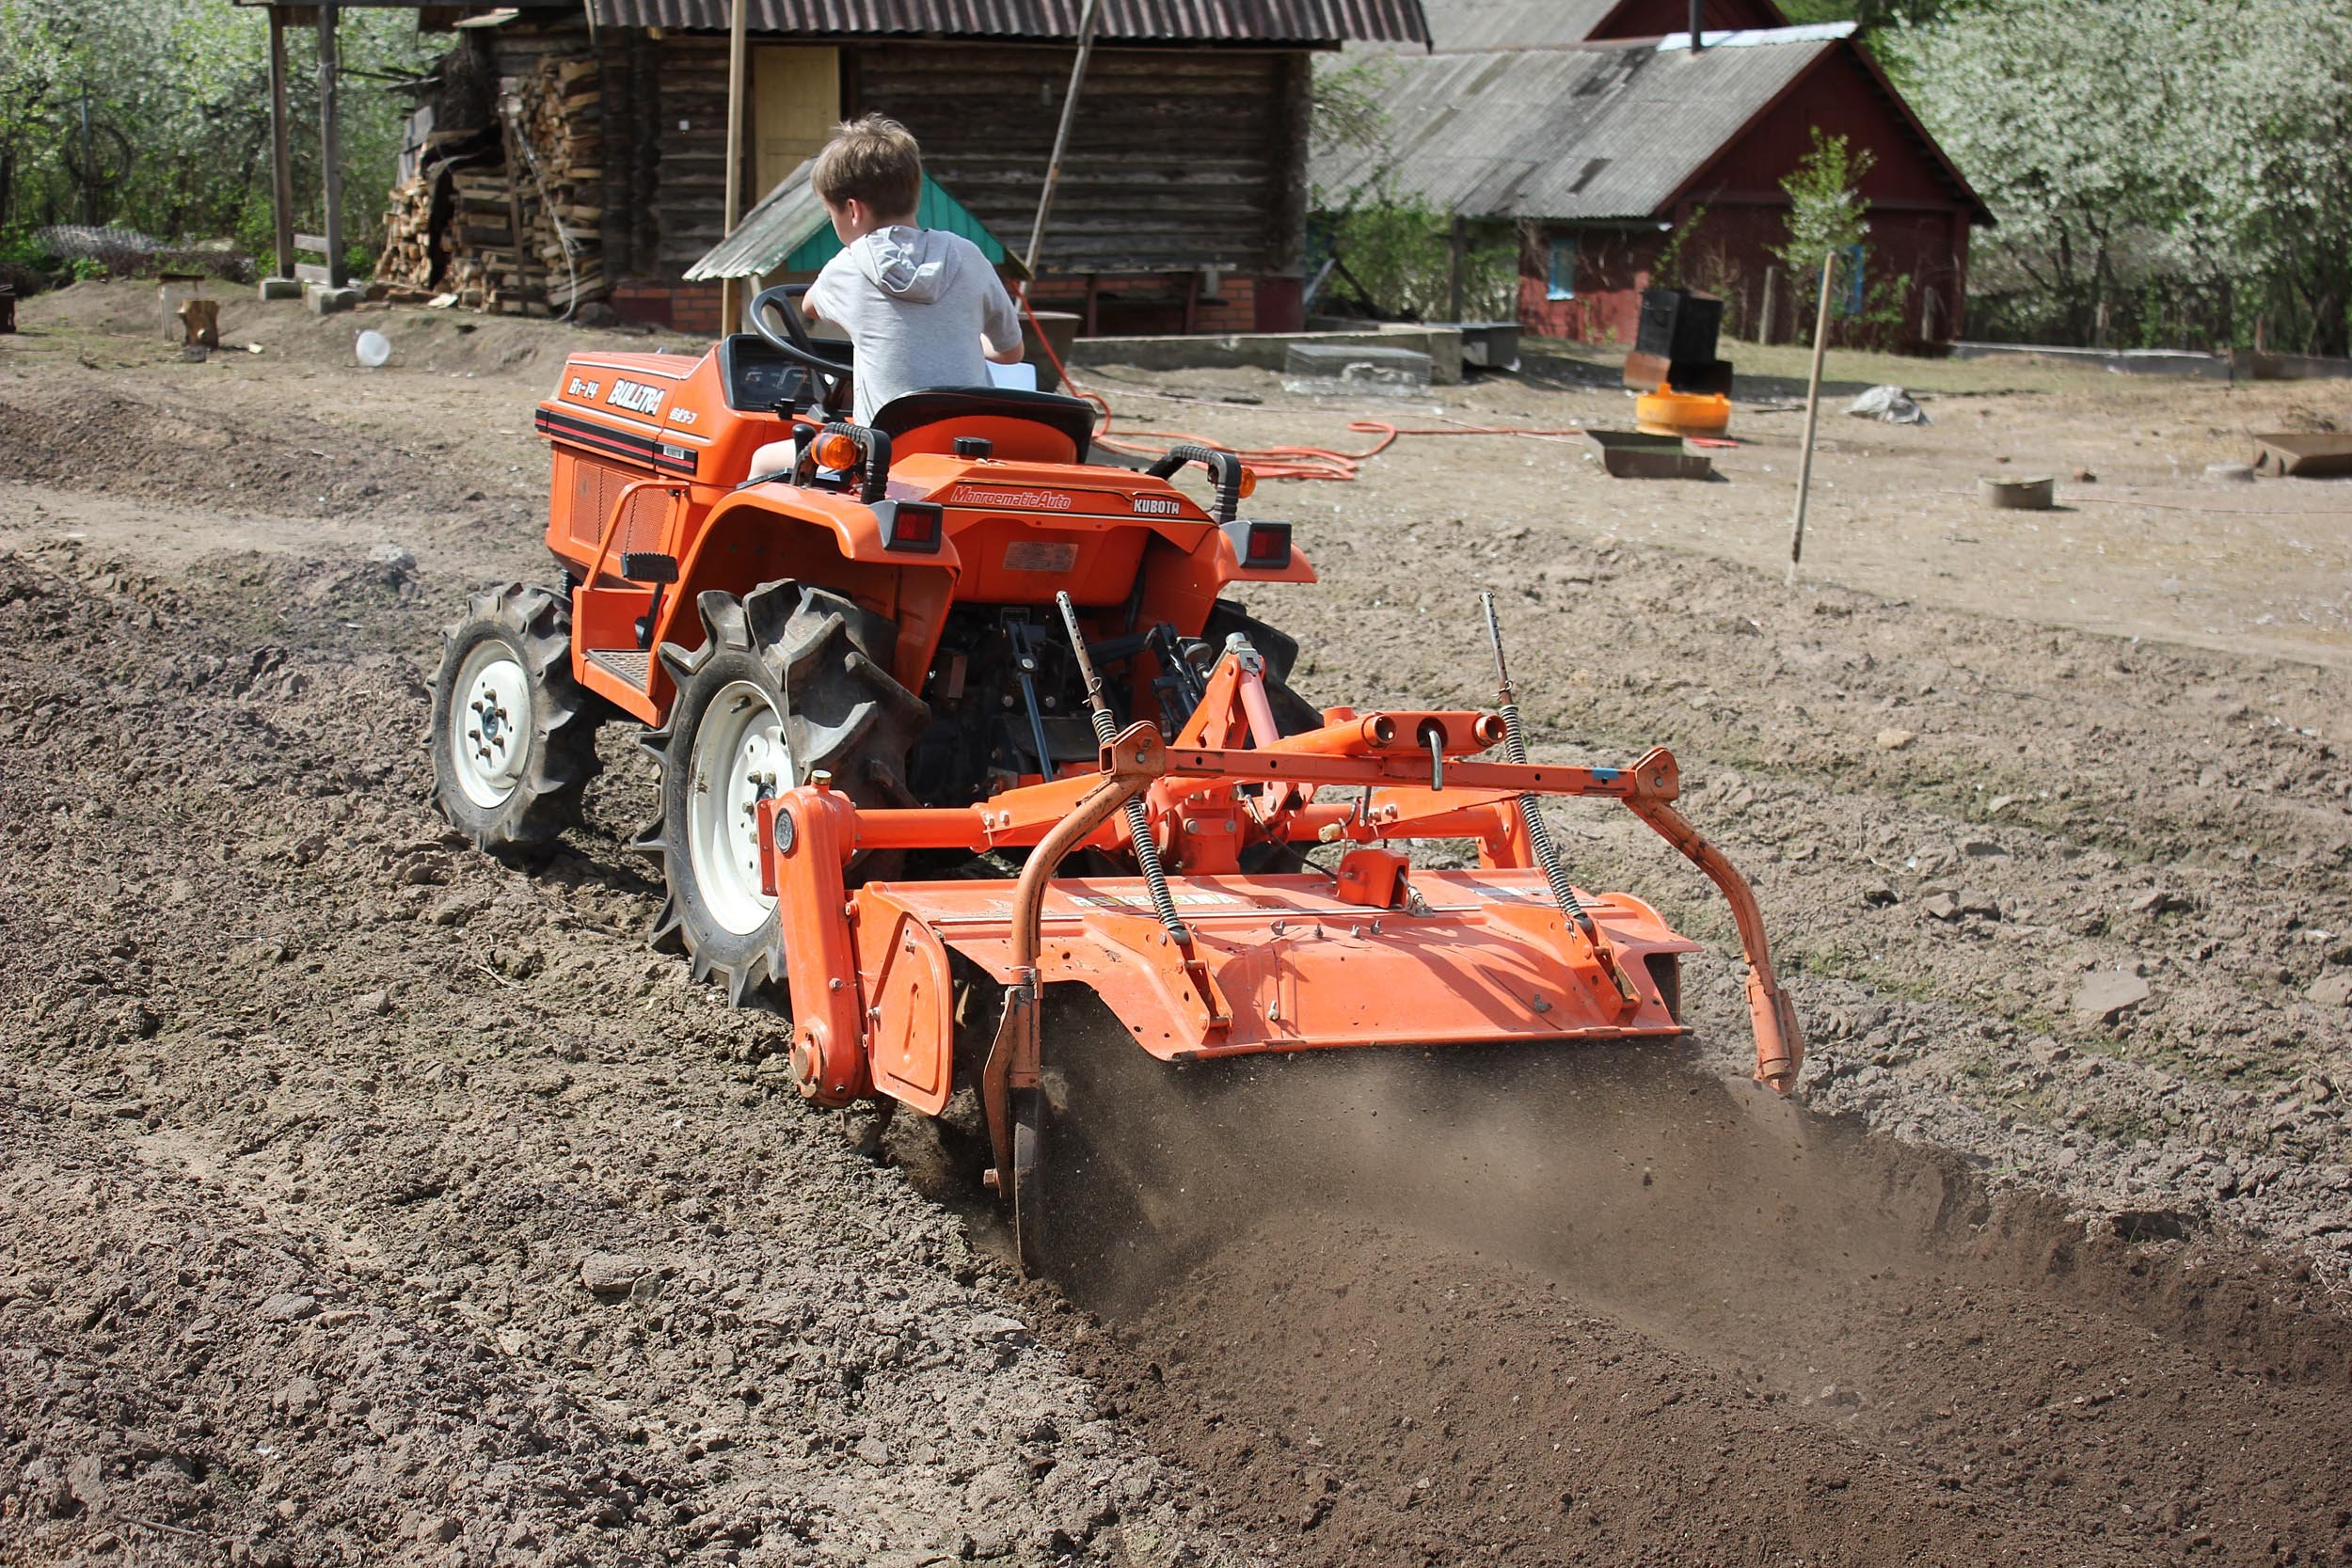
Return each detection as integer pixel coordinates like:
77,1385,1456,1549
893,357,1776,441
805,226,1025,425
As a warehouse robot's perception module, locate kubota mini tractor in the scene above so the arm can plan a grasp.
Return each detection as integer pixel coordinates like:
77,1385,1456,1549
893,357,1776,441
431,287,1802,1271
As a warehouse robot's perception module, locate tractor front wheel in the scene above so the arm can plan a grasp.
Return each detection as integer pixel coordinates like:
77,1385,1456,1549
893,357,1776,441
429,584,603,853
642,580,927,1007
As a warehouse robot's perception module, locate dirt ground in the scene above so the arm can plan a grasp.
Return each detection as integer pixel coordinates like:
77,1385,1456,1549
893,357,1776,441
2,280,2348,1567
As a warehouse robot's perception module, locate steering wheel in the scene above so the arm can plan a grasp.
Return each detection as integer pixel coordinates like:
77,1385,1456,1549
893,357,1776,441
748,283,855,416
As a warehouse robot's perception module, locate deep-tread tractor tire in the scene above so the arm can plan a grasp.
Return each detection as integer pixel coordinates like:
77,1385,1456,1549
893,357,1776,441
430,583,603,853
639,580,929,1006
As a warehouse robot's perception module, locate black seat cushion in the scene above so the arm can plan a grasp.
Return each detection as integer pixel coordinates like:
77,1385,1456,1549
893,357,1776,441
866,387,1096,463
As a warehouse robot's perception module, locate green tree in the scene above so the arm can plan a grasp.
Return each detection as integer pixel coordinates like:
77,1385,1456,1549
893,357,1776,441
1309,53,1516,320
1899,0,2352,354
1779,0,1956,30
0,0,431,268
1772,129,1874,277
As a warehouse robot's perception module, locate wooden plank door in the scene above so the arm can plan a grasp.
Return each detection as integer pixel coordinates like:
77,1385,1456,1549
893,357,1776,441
754,47,840,205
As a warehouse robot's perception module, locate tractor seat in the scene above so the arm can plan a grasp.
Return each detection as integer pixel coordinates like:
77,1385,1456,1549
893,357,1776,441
867,387,1097,465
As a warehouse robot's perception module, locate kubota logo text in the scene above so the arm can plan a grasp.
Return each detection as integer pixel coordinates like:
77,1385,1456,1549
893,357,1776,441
947,485,1074,511
608,379,665,416
1133,497,1183,515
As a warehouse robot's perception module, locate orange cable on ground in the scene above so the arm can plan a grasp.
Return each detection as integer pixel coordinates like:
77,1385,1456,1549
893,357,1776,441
1016,289,1586,483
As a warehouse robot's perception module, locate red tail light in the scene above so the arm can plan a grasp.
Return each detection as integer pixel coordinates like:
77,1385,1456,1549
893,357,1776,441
1224,520,1292,568
877,500,943,553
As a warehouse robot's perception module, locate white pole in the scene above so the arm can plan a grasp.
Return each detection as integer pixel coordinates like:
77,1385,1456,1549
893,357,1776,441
1787,251,1837,588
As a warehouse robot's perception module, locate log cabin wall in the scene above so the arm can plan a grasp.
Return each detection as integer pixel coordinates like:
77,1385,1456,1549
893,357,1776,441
852,43,1299,277
477,29,1319,333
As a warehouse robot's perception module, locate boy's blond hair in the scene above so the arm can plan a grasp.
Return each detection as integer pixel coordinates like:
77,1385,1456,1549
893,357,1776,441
811,115,922,219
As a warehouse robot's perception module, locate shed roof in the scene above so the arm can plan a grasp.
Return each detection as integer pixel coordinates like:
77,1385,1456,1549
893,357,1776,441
1352,0,1793,54
589,0,1427,41
1408,0,1624,48
683,160,1023,281
1318,28,1858,221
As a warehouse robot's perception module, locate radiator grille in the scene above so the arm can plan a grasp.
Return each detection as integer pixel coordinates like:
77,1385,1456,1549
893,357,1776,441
565,454,671,557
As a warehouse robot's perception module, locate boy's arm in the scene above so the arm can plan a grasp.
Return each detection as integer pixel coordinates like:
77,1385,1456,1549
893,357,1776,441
980,272,1025,365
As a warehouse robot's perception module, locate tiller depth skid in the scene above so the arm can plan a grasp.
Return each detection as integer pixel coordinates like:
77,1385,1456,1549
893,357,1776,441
753,593,1803,1237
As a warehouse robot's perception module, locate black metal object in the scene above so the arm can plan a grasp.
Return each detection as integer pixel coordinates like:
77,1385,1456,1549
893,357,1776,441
794,420,894,504
1144,444,1243,524
1057,590,1189,946
1479,592,1600,938
622,552,678,650
1004,615,1061,790
1635,287,1724,367
866,387,1097,464
954,436,994,459
747,283,854,413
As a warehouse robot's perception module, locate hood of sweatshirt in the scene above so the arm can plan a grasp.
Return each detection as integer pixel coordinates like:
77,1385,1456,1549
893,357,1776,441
851,226,953,302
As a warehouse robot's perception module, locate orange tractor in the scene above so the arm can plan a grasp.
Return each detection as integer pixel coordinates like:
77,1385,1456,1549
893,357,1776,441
431,288,1802,1270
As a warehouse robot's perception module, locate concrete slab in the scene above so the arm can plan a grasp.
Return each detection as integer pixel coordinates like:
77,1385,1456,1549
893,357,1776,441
304,283,361,315
1282,342,1432,397
1068,325,1465,385
1948,341,2230,381
258,277,304,301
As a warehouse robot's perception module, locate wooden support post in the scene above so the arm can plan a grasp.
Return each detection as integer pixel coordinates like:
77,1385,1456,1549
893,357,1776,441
268,8,295,282
1446,217,1467,322
501,114,534,313
721,0,747,333
317,5,346,289
1025,0,1104,283
1787,252,1836,588
1759,263,1779,345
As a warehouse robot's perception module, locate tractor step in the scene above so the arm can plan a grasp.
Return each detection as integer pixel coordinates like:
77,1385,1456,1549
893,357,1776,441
584,648,653,686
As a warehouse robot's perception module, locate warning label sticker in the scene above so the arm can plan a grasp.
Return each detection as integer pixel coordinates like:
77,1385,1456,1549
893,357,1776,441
1002,541,1081,573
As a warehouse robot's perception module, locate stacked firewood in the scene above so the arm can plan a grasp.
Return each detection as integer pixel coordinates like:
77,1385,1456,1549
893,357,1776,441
512,55,607,315
370,55,605,316
373,128,495,303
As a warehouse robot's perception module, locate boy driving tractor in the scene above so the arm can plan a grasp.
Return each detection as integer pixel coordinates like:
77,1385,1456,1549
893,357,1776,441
802,115,1026,422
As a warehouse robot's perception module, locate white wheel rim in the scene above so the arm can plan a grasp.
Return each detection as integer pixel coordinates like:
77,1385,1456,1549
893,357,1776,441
690,679,789,936
452,646,532,810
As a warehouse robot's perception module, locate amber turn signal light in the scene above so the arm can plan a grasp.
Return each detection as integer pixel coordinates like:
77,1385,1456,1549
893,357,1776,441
813,431,861,470
1236,465,1258,499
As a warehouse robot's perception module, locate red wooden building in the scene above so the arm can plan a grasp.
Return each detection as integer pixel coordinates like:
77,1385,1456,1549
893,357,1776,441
1328,2,1992,348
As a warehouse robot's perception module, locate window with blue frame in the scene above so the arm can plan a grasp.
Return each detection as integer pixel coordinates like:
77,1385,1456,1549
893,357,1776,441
1835,243,1867,317
1548,233,1577,301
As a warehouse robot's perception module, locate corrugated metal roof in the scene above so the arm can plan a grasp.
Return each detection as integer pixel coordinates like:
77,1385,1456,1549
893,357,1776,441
1313,32,1829,221
684,161,1022,279
1413,0,1622,51
592,0,1428,41
1356,0,1806,55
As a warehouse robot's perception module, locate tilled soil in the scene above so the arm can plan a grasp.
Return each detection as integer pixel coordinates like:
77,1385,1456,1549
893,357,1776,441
4,287,2350,1566
1027,1046,2352,1565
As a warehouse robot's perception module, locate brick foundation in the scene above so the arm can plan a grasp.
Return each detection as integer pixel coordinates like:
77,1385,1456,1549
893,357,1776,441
1024,272,1278,336
610,281,724,337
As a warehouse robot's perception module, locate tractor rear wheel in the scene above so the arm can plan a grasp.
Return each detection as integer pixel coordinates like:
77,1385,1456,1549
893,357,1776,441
429,584,603,852
641,580,928,1006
